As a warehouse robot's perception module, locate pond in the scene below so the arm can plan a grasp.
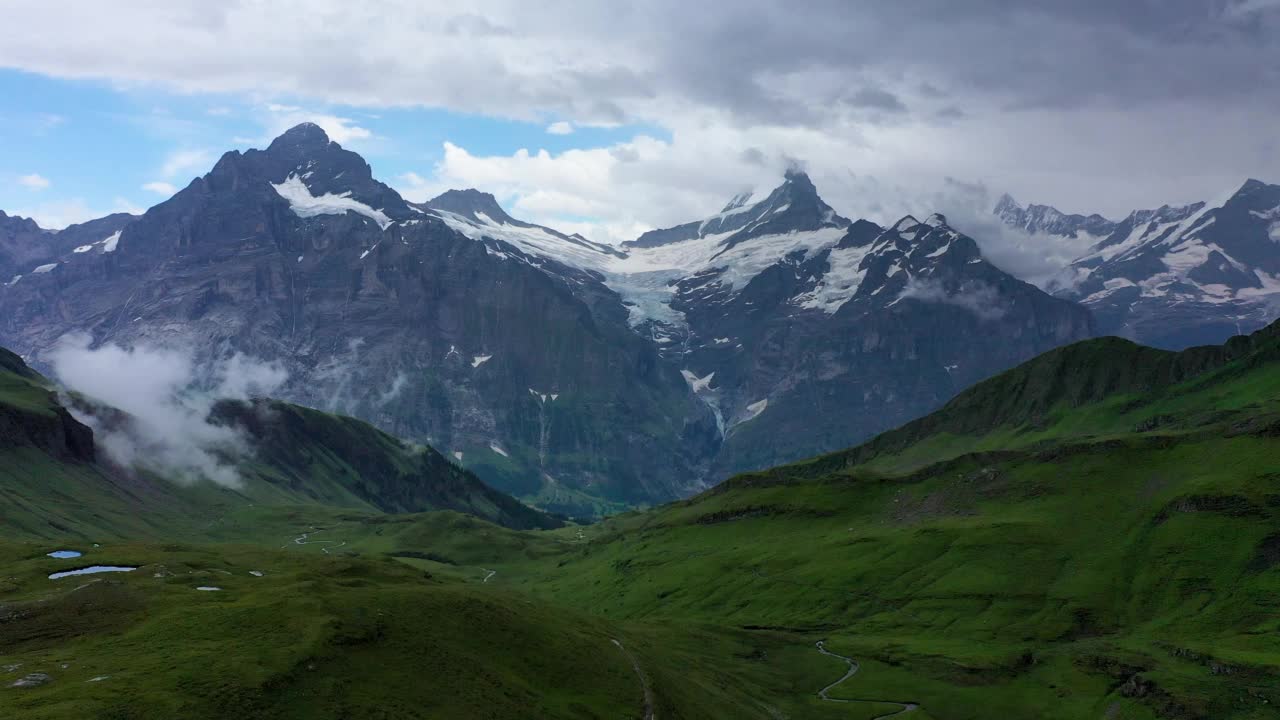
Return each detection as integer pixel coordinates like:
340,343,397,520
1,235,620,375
48,566,138,580
47,550,83,559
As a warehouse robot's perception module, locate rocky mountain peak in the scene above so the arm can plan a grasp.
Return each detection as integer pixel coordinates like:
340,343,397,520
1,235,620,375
625,169,849,250
0,211,43,234
781,168,817,192
1238,178,1269,194
1222,177,1280,210
924,213,949,228
891,215,921,233
426,188,515,225
268,122,333,153
995,192,1117,240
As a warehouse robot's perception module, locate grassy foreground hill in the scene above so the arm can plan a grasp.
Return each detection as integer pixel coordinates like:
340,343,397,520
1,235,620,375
3,322,1279,718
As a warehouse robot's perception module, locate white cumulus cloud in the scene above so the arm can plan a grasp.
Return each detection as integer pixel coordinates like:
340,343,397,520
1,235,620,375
18,173,50,190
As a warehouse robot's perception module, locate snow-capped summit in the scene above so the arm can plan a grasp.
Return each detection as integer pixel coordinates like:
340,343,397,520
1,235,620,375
608,173,853,335
995,193,1117,240
624,170,849,250
258,124,414,227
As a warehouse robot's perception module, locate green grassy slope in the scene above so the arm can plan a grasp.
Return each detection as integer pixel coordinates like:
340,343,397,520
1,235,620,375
455,323,1280,719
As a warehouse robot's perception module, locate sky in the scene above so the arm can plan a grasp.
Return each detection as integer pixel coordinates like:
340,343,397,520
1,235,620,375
1,0,1278,259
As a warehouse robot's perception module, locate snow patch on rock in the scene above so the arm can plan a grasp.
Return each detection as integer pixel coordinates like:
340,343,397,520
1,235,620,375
271,174,392,229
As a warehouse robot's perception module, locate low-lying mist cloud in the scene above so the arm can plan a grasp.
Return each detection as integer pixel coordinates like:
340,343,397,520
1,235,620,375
49,334,287,487
898,277,1008,321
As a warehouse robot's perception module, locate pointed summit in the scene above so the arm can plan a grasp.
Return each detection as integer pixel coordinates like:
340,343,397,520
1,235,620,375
994,193,1020,214
924,213,948,227
891,215,921,233
1223,178,1278,208
626,169,848,249
268,122,333,153
782,168,816,189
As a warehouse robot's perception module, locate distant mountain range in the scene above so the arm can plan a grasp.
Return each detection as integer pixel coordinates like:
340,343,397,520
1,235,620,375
995,180,1280,349
2,123,1272,511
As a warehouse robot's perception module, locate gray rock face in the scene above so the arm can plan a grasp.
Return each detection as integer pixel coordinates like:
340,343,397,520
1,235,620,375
0,211,136,285
0,125,714,516
995,180,1280,349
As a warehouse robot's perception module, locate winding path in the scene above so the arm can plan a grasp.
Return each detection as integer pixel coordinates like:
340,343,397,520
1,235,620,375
287,527,345,552
611,639,655,720
815,641,919,719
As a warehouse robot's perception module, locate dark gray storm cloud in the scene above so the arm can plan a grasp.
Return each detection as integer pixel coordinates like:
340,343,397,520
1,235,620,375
4,1,1275,126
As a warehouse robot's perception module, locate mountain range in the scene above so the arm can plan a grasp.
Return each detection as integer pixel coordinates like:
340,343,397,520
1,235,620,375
1,123,1274,513
996,180,1280,349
